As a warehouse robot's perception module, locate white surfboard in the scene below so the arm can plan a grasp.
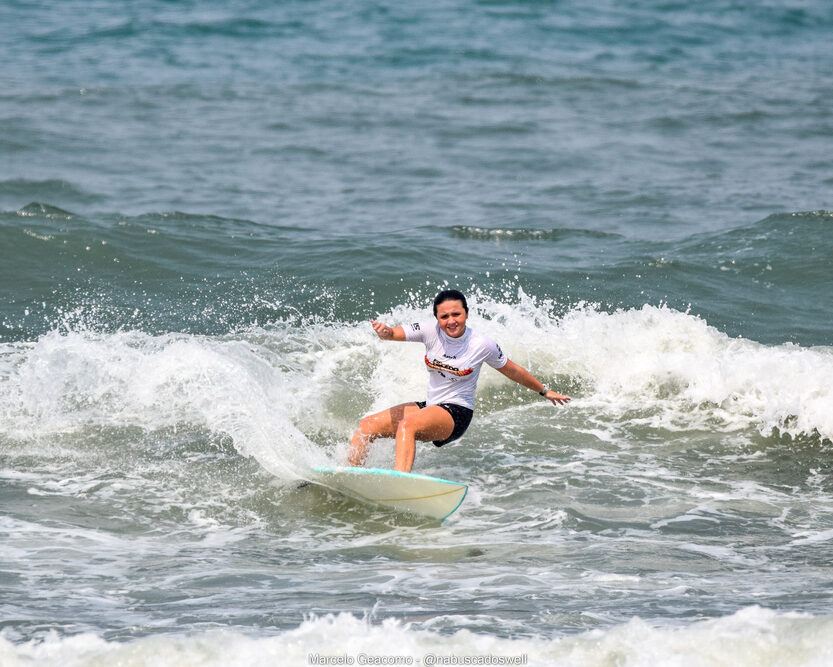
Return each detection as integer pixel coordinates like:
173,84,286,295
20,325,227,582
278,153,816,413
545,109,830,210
311,466,468,520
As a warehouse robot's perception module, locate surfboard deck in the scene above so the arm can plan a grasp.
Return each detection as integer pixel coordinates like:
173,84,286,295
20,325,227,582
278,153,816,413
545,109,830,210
310,466,468,521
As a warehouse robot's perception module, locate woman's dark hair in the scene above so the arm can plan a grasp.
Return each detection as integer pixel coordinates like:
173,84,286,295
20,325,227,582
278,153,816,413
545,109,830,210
433,289,469,317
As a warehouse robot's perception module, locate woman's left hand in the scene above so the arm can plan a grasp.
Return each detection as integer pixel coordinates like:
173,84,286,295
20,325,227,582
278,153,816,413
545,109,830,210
542,389,571,405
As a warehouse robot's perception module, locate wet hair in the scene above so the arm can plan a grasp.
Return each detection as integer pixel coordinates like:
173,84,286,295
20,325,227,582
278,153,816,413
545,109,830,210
433,289,469,317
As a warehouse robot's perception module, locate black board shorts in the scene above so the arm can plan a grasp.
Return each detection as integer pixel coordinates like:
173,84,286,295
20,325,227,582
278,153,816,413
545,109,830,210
415,401,474,447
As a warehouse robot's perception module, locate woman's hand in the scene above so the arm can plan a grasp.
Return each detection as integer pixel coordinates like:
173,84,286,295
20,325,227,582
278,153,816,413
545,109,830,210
370,320,405,341
371,320,393,339
541,389,571,406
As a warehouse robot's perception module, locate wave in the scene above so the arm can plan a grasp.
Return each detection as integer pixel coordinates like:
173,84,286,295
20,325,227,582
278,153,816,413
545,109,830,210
3,206,829,347
0,328,327,482
449,226,620,242
12,202,76,219
4,202,295,232
1,294,830,486
0,180,102,206
560,303,832,441
1,607,831,667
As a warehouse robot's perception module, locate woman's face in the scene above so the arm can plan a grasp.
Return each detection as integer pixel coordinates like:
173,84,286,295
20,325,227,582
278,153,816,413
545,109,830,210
435,299,468,338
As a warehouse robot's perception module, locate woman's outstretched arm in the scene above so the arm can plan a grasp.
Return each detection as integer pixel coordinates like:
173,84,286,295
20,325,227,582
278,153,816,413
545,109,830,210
497,359,571,406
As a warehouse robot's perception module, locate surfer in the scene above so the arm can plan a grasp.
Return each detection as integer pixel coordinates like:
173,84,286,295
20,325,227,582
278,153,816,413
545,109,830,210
348,289,570,473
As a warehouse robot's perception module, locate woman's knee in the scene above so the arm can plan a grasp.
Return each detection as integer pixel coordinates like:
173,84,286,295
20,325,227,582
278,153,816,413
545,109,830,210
397,406,454,441
395,414,417,437
359,410,395,439
396,411,438,439
358,414,381,436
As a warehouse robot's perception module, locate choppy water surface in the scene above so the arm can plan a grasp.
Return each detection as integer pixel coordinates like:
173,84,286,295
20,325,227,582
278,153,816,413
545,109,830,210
1,1,832,665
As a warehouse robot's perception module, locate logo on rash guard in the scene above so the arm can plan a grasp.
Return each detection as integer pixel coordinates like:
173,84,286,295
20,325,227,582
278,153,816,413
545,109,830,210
425,355,473,376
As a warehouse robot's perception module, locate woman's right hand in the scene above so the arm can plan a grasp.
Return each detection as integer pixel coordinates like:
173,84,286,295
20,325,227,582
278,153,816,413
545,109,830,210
370,320,406,341
370,320,394,339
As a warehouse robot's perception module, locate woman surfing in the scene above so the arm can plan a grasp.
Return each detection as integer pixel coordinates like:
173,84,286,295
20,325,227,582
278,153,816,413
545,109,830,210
348,289,570,473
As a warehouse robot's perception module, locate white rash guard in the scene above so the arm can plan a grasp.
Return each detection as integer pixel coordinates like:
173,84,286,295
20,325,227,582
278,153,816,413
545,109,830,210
404,321,508,410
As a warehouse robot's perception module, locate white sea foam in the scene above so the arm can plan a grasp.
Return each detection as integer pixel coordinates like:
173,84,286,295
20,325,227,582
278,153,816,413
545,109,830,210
465,295,833,442
0,297,830,488
1,607,832,667
0,328,326,481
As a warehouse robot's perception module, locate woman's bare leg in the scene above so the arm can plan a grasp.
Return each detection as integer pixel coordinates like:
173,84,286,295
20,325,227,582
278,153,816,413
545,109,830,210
348,403,419,467
347,403,455,472
393,405,454,473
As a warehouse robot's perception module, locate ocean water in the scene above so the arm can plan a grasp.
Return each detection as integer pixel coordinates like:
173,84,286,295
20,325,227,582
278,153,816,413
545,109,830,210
2,1,833,665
